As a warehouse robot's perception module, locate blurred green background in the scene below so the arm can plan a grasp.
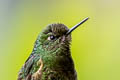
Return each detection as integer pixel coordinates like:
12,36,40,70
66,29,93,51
0,0,120,80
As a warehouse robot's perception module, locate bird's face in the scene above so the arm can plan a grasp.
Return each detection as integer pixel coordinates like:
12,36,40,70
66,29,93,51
38,24,71,53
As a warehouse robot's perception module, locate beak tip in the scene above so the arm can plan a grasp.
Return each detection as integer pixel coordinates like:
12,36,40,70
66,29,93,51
66,17,89,35
86,17,89,20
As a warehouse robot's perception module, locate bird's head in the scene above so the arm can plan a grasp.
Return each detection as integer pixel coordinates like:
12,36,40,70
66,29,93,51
37,24,71,55
33,18,89,56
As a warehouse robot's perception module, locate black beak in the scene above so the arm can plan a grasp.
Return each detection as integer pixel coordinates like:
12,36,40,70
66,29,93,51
66,17,89,35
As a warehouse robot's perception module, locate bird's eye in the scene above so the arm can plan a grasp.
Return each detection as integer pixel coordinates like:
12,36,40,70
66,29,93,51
48,35,56,40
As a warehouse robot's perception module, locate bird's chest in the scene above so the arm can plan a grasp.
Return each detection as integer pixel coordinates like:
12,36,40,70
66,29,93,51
40,55,75,79
42,55,73,70
41,66,75,80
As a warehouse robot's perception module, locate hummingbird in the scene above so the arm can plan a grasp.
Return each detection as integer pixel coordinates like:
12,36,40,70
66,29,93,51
18,18,89,80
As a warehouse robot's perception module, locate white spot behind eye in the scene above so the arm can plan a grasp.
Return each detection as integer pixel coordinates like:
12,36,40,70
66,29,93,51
47,36,51,40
